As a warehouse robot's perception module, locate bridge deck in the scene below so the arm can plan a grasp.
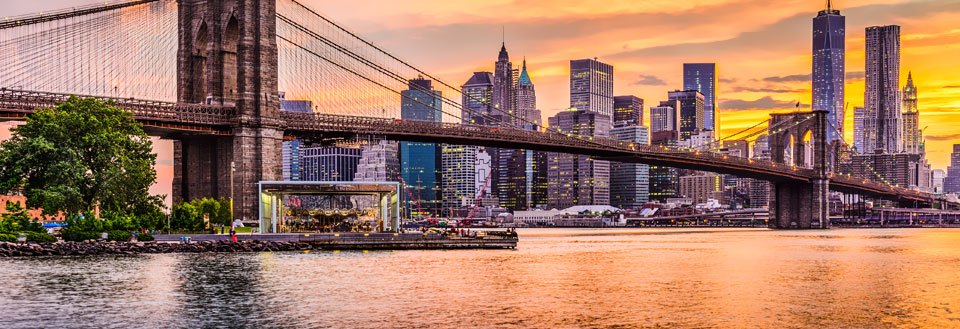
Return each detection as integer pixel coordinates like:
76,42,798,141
0,89,948,206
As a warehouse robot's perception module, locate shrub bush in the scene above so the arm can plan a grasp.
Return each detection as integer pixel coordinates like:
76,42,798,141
137,232,154,242
61,228,100,242
0,233,16,242
107,230,132,242
22,231,57,243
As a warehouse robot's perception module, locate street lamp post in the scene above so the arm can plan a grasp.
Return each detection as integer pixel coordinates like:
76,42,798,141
230,161,235,222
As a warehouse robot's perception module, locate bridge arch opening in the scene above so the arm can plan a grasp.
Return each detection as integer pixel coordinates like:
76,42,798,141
222,16,239,105
783,133,795,166
801,129,814,169
192,22,210,103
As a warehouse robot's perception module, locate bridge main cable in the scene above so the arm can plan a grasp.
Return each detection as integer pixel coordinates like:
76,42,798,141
0,0,159,30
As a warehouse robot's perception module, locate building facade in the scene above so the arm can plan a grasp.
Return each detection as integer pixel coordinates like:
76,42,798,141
548,110,612,208
442,144,479,213
863,25,902,154
902,72,922,154
355,140,400,182
683,63,717,134
650,103,679,133
668,90,706,141
493,43,516,125
649,130,680,201
843,152,929,189
944,145,960,193
853,106,866,153
610,124,650,209
613,95,643,127
299,146,362,181
281,139,301,181
679,173,723,204
400,77,443,217
570,58,614,119
812,2,845,143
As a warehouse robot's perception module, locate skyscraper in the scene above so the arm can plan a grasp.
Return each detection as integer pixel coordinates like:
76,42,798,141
683,63,717,133
863,25,902,153
516,59,547,210
491,45,527,211
610,124,650,209
548,109,611,208
493,43,515,124
812,1,845,143
945,145,960,193
613,95,643,126
853,106,866,153
517,59,538,126
400,77,443,217
650,102,679,133
668,90,705,141
570,58,614,119
462,72,494,123
649,130,679,201
441,144,479,214
902,72,922,154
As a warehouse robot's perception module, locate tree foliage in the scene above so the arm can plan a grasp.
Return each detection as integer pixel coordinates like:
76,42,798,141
0,97,163,216
0,201,44,233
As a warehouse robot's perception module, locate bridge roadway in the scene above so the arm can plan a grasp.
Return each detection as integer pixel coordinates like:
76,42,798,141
0,89,949,206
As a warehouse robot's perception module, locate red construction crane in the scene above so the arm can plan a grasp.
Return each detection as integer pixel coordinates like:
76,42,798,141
463,169,494,226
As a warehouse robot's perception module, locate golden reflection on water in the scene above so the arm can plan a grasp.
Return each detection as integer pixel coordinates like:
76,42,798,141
3,228,960,328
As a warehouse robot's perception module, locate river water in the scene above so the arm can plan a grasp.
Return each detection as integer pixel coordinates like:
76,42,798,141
2,228,960,328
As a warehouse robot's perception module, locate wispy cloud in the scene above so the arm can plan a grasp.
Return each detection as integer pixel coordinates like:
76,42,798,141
846,71,865,80
731,86,803,93
631,74,667,86
763,74,810,83
720,96,804,111
926,133,960,141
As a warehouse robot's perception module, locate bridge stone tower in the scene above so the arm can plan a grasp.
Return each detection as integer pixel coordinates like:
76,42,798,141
768,110,830,229
174,0,283,222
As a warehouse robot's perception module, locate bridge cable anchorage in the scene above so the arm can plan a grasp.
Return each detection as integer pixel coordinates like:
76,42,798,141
276,1,614,149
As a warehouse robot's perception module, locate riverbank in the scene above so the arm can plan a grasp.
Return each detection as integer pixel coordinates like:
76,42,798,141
0,233,518,257
0,240,312,257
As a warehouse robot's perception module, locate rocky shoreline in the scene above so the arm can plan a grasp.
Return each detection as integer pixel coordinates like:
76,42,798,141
0,240,312,257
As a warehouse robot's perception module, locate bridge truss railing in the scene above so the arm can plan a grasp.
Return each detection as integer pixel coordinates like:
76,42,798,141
282,112,821,178
0,89,235,126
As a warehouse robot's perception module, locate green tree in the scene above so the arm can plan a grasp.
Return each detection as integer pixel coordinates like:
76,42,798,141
0,97,162,216
170,202,202,231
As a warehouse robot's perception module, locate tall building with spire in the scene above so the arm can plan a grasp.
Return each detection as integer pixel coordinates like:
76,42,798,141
902,72,922,154
863,25,901,154
493,43,516,125
812,0,845,143
516,58,548,209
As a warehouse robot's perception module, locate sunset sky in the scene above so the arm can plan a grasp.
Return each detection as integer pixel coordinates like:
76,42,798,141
4,0,960,206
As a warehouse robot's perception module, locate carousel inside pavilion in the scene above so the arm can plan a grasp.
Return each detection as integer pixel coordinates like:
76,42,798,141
258,181,400,233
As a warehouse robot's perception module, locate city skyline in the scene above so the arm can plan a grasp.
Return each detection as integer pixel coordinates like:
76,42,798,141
3,0,960,207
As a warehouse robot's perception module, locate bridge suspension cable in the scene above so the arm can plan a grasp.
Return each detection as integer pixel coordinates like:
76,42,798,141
0,0,177,101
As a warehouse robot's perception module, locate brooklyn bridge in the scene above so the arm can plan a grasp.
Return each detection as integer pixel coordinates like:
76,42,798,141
0,0,952,229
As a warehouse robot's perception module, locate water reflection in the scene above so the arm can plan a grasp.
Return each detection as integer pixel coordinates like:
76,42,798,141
2,228,960,328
